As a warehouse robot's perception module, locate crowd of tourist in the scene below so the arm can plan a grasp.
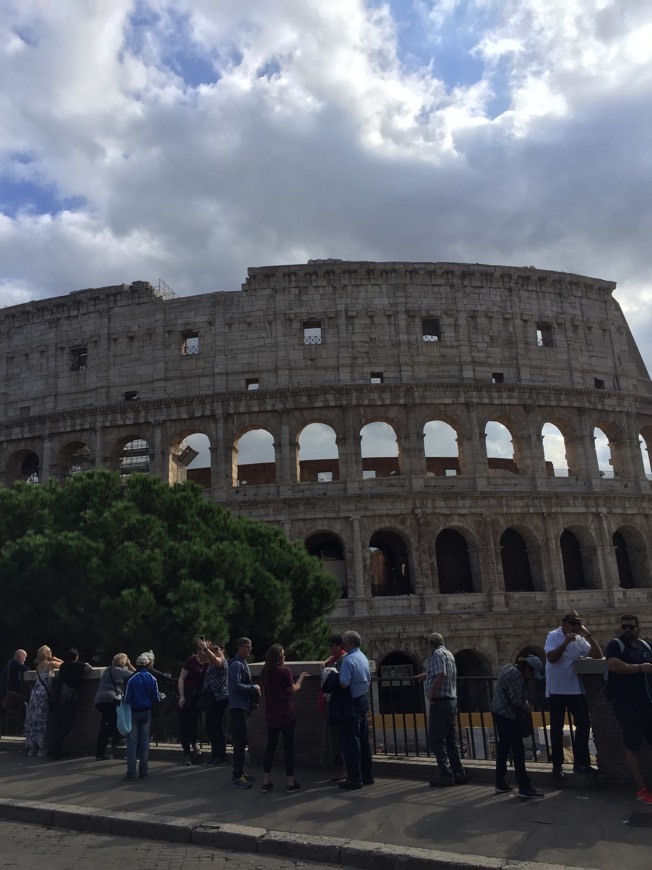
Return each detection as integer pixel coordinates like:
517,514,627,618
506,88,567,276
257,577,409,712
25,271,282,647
1,613,651,804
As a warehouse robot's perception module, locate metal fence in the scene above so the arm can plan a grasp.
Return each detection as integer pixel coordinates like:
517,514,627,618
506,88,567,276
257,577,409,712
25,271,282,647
3,675,580,765
369,675,563,764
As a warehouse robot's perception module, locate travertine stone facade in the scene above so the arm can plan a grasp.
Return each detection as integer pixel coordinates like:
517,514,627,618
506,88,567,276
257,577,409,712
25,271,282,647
2,262,652,677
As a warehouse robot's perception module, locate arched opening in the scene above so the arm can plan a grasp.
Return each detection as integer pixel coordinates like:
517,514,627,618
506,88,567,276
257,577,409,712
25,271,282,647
233,428,276,486
500,528,534,592
485,421,518,474
305,532,347,597
613,528,651,589
436,529,474,593
593,427,613,478
542,423,569,477
560,529,587,590
360,421,400,479
7,449,40,485
119,438,151,479
297,423,339,482
423,420,460,477
369,530,412,596
377,652,422,714
170,431,211,487
61,441,93,478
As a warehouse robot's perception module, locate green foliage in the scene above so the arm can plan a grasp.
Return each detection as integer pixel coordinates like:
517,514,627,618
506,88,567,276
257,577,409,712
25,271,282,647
0,471,340,669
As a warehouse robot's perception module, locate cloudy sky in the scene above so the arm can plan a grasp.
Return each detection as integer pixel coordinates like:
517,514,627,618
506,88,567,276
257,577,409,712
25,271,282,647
2,0,652,379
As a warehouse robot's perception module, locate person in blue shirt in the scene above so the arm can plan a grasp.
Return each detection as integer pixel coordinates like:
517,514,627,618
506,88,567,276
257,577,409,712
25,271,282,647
337,630,373,790
123,652,162,781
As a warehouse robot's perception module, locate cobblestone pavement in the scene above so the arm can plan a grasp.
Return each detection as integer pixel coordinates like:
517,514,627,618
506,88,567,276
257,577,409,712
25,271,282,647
0,820,336,870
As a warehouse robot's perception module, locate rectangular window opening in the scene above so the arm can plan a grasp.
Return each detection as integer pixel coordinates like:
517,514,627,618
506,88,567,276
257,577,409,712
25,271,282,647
362,469,377,479
317,471,333,482
303,320,322,345
246,378,260,391
422,317,441,342
123,390,139,402
181,333,200,355
492,372,504,384
535,321,554,348
594,378,605,389
370,371,384,384
70,346,87,371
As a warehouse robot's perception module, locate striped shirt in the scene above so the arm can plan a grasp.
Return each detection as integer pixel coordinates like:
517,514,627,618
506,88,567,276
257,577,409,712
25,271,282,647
425,646,457,700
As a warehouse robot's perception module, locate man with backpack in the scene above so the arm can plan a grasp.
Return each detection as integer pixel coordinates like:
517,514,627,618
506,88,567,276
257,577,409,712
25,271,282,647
606,614,652,805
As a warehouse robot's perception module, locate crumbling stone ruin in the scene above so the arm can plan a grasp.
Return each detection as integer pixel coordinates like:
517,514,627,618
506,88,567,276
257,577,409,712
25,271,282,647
2,261,651,680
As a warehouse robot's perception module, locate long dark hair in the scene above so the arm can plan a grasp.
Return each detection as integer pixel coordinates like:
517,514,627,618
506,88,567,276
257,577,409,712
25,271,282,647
260,644,284,686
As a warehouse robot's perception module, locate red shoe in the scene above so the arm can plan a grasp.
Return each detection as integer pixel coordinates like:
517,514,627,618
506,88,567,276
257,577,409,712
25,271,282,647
636,787,652,805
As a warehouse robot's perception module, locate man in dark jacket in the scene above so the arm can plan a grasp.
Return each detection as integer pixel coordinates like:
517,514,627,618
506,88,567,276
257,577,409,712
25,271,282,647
49,648,92,759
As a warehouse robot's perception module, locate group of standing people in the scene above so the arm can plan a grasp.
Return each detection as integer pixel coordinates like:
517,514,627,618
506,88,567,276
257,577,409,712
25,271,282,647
422,608,652,807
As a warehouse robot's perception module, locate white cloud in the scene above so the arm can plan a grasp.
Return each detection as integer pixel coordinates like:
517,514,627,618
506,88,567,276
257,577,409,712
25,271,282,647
0,0,650,375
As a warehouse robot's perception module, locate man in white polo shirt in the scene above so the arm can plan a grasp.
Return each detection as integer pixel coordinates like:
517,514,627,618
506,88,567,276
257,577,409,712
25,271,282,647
544,610,602,779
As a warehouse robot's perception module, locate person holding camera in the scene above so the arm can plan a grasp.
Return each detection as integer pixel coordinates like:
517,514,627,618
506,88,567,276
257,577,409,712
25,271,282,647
177,637,219,766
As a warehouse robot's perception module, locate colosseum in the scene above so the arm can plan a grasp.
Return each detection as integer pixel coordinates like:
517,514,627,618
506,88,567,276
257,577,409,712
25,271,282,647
1,260,652,681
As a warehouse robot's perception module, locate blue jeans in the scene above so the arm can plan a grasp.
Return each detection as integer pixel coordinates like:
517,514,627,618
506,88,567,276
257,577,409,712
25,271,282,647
428,699,463,776
339,696,373,784
126,710,151,778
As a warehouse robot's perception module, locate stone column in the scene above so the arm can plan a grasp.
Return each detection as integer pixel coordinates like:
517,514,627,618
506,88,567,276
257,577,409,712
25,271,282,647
461,402,486,479
341,407,361,482
279,417,296,484
482,513,506,609
542,513,565,592
40,436,52,483
351,514,368,616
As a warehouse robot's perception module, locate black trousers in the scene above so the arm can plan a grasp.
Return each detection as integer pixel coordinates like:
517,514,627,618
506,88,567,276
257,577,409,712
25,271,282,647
548,693,591,767
95,701,119,757
231,707,249,778
493,713,531,790
205,698,228,761
263,721,296,776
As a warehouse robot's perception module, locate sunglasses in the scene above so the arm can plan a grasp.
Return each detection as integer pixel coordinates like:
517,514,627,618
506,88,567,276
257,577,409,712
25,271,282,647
621,624,637,630
565,620,581,627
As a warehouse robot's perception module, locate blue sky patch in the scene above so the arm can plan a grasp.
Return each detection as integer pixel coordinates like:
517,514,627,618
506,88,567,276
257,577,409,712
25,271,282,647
0,175,85,218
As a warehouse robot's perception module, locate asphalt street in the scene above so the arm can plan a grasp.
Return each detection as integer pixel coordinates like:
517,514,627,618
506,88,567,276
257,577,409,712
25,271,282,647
0,819,334,870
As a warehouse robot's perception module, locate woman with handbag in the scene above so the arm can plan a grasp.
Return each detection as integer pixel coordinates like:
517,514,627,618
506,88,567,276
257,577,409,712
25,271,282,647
491,655,545,799
24,645,63,757
92,653,135,760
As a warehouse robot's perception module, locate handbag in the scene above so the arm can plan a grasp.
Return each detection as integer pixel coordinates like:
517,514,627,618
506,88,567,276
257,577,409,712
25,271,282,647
116,699,132,736
1,690,24,713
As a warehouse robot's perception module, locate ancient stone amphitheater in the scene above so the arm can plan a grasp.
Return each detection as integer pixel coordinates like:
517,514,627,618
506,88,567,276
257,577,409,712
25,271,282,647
2,261,651,681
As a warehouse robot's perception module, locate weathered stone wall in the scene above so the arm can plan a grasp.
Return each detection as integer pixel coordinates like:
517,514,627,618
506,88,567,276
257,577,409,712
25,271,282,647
1,261,652,672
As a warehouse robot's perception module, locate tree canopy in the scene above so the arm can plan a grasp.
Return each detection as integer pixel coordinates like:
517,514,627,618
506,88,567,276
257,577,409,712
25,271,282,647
0,471,340,669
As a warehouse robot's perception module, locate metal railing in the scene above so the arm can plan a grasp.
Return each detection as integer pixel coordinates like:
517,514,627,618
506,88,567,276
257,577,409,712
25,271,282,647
368,676,562,764
3,676,580,767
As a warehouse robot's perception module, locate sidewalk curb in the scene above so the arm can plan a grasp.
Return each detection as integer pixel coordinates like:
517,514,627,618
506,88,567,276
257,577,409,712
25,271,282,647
0,798,599,870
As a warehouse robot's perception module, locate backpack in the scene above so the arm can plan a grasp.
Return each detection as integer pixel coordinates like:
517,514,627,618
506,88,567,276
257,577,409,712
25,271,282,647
604,637,652,700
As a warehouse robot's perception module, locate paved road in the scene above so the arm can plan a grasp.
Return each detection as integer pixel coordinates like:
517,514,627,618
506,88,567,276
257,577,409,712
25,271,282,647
0,819,334,870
